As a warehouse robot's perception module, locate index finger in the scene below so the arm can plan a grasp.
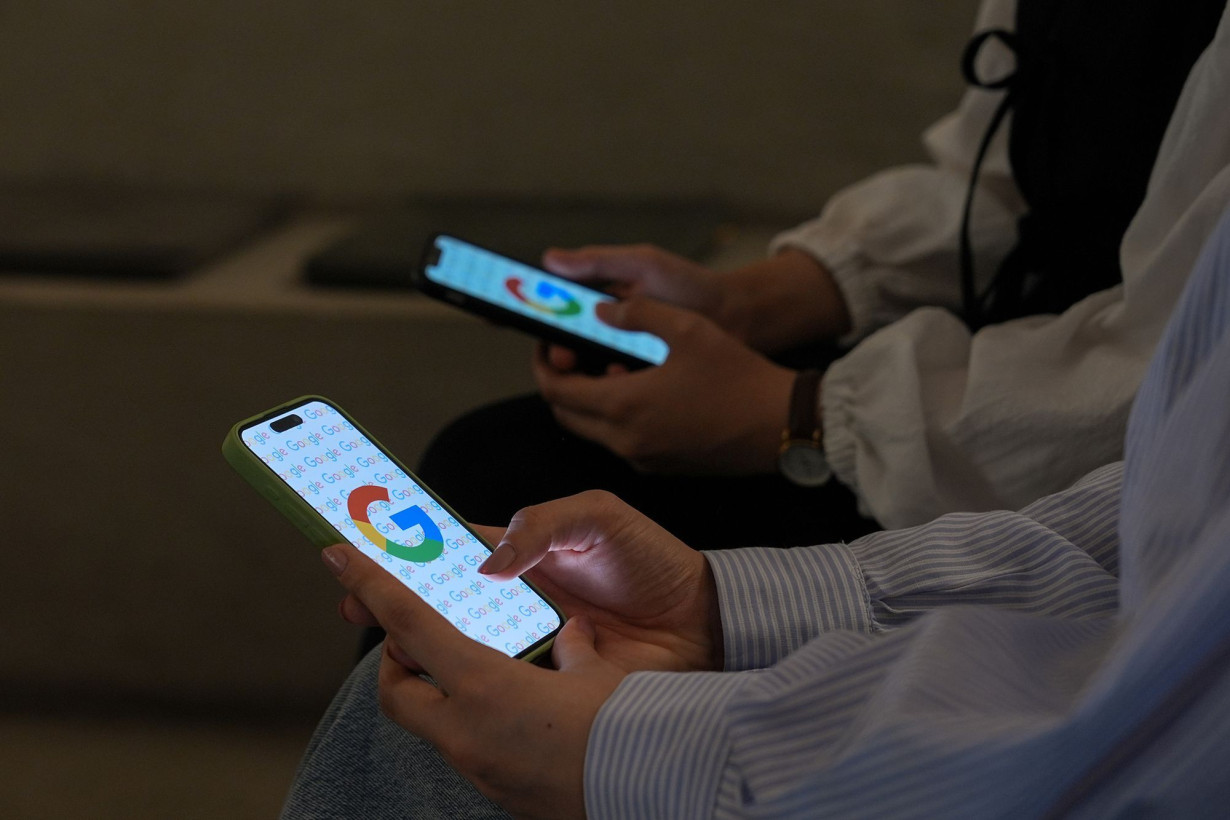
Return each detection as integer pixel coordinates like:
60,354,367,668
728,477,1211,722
532,353,641,418
476,490,629,581
323,543,491,684
542,245,660,285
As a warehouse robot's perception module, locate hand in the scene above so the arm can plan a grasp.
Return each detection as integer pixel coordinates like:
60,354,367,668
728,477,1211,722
543,243,729,326
478,490,724,674
336,491,724,675
544,244,850,352
324,541,620,820
534,296,797,474
325,491,725,817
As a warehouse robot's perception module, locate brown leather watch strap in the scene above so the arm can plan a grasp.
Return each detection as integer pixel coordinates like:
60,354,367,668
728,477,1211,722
785,369,823,444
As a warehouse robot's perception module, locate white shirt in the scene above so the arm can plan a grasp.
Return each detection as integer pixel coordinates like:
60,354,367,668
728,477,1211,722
772,0,1230,529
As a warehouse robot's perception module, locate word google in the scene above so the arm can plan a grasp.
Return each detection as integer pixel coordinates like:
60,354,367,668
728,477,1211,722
241,400,560,657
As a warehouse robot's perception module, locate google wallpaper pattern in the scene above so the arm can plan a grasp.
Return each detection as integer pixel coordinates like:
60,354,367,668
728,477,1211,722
242,401,559,657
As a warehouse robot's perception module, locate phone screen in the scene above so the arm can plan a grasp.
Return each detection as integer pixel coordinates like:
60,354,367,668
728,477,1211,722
422,234,670,366
239,398,563,659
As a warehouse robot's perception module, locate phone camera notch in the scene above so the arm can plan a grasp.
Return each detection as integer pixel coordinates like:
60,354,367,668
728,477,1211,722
271,414,304,433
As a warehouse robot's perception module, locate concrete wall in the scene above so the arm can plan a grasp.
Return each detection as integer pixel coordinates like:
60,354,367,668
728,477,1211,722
0,1,985,715
0,5,994,813
0,0,981,214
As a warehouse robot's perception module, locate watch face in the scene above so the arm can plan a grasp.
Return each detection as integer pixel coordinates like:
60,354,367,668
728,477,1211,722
779,444,830,487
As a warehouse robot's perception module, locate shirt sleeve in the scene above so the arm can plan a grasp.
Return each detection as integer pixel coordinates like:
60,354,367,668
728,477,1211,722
584,462,1123,819
771,0,1025,345
708,461,1121,672
819,11,1230,529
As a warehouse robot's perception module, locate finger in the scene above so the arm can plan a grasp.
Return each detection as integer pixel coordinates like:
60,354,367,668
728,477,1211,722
529,338,583,374
383,637,427,674
337,593,380,627
375,645,451,738
322,544,487,682
533,355,637,419
547,344,579,372
596,295,699,343
477,490,628,580
542,245,661,283
551,615,602,672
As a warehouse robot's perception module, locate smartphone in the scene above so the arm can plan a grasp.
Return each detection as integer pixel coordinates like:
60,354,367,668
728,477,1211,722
223,395,564,663
415,233,670,370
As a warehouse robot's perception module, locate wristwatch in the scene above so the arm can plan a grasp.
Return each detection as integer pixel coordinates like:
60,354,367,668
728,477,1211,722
778,369,831,487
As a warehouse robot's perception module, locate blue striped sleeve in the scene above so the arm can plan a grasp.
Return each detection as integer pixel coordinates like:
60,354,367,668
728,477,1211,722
586,464,1124,818
706,462,1122,670
704,540,872,671
587,608,1121,818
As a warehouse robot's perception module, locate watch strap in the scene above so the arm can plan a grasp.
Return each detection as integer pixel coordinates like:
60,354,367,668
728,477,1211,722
785,369,823,445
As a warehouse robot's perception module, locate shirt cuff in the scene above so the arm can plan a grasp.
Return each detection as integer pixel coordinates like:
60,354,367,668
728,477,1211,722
584,669,748,820
770,220,882,347
704,546,873,672
818,362,865,516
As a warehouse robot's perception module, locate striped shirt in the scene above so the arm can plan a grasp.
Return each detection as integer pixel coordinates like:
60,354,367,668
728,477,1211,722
584,209,1230,817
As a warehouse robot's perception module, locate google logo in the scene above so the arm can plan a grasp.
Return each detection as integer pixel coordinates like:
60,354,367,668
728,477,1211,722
347,484,445,563
505,277,582,316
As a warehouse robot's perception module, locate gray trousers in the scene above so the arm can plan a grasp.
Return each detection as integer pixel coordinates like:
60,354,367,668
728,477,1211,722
281,647,512,820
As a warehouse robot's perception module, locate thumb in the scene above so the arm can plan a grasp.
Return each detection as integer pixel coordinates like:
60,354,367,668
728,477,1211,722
597,296,699,342
551,615,601,671
542,247,598,278
544,245,661,285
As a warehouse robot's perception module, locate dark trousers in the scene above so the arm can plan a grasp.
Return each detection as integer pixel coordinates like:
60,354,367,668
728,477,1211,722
417,393,877,549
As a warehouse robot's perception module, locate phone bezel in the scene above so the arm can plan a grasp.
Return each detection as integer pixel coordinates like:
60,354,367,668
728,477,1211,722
223,394,565,663
413,232,664,370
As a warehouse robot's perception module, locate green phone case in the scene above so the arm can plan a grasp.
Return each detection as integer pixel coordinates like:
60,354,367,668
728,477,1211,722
222,394,561,663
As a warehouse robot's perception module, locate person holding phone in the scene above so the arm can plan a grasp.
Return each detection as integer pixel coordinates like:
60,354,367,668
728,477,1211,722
282,207,1230,818
413,0,1230,553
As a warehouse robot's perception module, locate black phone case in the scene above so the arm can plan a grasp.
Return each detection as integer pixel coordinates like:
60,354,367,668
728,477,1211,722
413,232,656,371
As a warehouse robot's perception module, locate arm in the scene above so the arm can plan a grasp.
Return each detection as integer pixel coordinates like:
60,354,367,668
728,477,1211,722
586,462,1125,818
542,243,850,353
772,0,1023,345
317,491,727,818
544,0,1022,354
318,461,1122,818
529,0,1022,475
710,461,1121,672
534,297,798,475
823,15,1230,528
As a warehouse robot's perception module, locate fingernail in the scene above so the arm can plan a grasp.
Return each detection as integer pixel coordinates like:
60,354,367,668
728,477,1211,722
479,542,516,575
322,545,348,576
542,249,568,270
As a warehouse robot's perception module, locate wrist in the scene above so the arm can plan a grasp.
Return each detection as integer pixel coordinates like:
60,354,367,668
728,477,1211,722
743,361,799,474
717,250,851,353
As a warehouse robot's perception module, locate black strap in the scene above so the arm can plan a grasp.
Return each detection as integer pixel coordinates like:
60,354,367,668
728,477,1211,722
957,1,1223,330
958,29,1019,329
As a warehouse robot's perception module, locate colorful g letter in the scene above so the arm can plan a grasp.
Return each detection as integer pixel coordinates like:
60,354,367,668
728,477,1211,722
347,484,445,563
505,277,583,316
